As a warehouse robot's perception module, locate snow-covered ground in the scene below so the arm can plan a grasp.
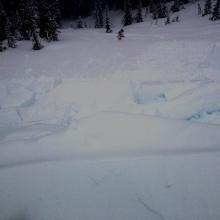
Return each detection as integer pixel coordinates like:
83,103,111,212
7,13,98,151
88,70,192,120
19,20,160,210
1,2,220,220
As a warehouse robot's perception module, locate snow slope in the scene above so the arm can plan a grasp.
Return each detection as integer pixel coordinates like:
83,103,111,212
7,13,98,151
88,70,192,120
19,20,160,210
1,2,220,220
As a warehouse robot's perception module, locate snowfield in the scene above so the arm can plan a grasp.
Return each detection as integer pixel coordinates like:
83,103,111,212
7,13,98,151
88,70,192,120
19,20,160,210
1,2,220,220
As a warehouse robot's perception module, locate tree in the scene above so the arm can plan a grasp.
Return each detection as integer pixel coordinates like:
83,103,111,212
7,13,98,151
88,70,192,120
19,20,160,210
9,10,22,40
32,25,43,50
38,0,60,41
105,6,112,33
149,0,154,13
5,20,16,48
158,1,167,19
152,2,158,20
117,28,124,40
94,0,103,28
77,16,83,28
19,0,35,40
145,5,149,17
18,0,43,50
52,0,62,27
198,3,202,15
165,11,170,25
211,0,220,20
171,0,180,12
135,0,143,23
203,0,212,16
123,0,133,26
0,2,6,51
0,2,16,49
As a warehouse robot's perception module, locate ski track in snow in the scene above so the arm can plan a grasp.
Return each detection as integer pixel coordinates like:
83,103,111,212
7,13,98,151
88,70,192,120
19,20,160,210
135,192,166,220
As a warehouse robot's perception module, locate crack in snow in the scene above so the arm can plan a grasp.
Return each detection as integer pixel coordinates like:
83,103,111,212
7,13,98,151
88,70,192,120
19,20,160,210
135,192,166,220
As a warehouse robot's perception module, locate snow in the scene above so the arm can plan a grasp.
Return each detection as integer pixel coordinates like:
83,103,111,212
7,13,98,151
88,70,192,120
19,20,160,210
1,2,220,220
1,155,220,220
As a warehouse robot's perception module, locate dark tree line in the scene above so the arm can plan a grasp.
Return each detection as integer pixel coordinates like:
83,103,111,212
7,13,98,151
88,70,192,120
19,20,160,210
1,0,154,51
200,0,220,21
1,0,216,52
0,0,61,51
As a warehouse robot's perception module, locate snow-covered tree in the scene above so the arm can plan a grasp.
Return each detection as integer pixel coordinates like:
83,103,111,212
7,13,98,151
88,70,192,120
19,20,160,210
105,6,112,33
5,20,16,48
94,0,103,28
0,2,6,51
27,2,43,50
165,11,170,24
198,3,202,15
32,31,43,50
122,0,133,26
10,10,22,40
0,2,16,49
38,0,59,41
135,0,143,23
152,2,158,20
145,5,149,17
77,16,83,28
203,0,212,16
158,1,167,19
171,0,180,12
31,22,43,50
94,6,99,28
117,28,125,40
211,0,220,20
149,0,154,13
18,0,35,40
52,0,62,27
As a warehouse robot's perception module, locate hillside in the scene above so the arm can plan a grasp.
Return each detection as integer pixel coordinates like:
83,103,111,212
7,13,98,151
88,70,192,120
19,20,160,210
0,2,220,220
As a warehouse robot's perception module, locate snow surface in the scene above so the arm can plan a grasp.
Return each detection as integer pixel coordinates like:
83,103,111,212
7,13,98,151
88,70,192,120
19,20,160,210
1,2,220,220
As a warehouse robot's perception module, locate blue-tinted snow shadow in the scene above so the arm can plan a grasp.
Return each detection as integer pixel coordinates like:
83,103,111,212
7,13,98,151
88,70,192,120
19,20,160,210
130,81,167,105
185,109,220,121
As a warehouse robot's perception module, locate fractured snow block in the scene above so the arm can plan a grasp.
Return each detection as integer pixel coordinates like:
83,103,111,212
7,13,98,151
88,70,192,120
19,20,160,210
134,92,166,105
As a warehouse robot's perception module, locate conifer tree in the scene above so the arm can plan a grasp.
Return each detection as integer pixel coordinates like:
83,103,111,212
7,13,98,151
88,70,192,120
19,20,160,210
165,11,170,24
77,16,83,28
48,16,59,41
31,23,43,50
158,1,167,19
203,0,212,16
171,0,180,12
211,0,220,20
18,0,43,49
123,0,133,26
145,5,149,17
94,0,103,28
5,20,16,48
0,40,3,52
94,4,99,28
10,11,22,40
135,0,143,23
105,6,112,33
98,1,104,28
0,2,16,49
198,3,202,15
0,2,6,51
152,2,158,20
30,2,43,50
38,0,59,41
149,0,154,13
19,0,35,40
52,0,62,27
38,0,48,38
